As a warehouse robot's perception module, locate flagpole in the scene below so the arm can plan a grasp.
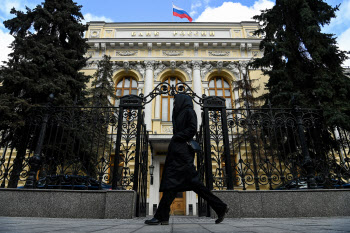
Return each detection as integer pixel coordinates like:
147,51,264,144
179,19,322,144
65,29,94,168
172,1,173,22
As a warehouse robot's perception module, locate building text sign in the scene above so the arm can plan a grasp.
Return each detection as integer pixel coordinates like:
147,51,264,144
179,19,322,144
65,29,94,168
115,30,231,38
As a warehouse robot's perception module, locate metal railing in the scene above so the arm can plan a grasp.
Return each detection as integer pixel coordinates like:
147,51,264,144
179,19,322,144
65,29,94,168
0,96,150,216
199,103,350,193
0,106,121,189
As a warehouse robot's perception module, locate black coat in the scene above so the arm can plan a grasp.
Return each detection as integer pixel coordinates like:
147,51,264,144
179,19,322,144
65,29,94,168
159,94,201,192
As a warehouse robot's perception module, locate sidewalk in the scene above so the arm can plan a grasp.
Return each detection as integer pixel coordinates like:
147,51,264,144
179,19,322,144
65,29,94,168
0,216,349,233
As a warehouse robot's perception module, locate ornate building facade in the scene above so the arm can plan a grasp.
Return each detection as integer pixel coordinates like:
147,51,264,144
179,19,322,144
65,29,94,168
82,22,267,216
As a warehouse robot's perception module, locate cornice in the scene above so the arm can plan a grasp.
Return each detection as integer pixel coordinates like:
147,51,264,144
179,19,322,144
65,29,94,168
87,38,261,43
87,21,259,28
85,57,254,62
87,38,261,51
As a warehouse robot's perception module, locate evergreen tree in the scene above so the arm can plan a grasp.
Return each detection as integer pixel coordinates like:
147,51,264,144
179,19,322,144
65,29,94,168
89,55,117,107
1,0,89,107
0,0,90,187
233,60,263,109
252,0,350,130
252,1,350,187
81,55,118,183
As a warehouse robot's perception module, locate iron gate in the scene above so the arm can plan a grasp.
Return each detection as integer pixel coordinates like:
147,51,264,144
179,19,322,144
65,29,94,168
112,95,149,216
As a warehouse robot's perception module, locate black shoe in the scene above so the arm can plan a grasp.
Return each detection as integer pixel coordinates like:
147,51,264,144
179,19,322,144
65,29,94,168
144,217,169,225
215,206,229,224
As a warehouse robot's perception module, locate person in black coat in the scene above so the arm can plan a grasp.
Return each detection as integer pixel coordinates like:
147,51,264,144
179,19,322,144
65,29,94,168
145,94,228,225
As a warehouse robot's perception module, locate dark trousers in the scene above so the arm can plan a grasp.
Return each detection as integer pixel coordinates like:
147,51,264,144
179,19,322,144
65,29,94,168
154,183,227,221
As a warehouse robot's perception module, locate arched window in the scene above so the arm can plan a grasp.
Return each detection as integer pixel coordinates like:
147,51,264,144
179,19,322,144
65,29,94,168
209,77,233,108
161,77,181,121
115,77,138,97
114,77,138,106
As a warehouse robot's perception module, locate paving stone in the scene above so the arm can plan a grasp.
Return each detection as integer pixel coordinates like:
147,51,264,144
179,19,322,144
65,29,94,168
97,229,141,233
133,225,172,233
200,224,243,233
1,216,350,233
172,223,211,232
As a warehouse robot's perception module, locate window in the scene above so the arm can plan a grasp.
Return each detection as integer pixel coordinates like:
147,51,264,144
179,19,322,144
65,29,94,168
208,77,233,108
114,77,138,106
161,77,181,121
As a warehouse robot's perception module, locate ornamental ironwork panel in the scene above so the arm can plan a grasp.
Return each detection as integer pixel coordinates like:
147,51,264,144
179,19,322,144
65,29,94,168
113,108,139,190
226,108,303,190
201,96,233,191
0,101,150,217
199,99,350,191
142,82,203,105
0,106,120,190
225,107,350,190
112,94,149,217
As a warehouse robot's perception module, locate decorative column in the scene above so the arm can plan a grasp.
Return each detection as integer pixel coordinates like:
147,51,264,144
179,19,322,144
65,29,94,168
144,60,154,131
203,82,209,96
192,60,202,128
153,62,167,121
188,60,201,213
155,92,161,119
232,70,241,109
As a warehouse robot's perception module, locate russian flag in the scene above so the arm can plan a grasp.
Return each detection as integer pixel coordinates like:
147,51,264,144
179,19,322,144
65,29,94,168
173,4,193,22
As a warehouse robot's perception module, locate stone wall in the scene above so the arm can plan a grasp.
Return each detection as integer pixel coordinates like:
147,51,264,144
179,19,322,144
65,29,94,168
0,189,136,219
2,189,349,219
213,189,350,218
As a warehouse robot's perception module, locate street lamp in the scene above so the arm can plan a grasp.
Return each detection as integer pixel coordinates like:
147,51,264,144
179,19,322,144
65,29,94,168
149,164,154,185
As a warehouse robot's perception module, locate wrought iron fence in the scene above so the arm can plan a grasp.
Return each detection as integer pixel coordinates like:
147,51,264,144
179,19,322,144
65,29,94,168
199,103,350,191
0,95,150,216
0,106,120,189
2,82,350,218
